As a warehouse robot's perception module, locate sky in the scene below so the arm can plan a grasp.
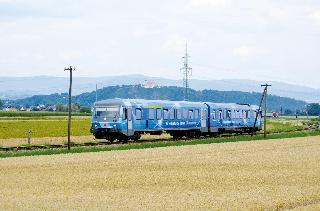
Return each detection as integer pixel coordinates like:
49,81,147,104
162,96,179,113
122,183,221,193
0,0,319,88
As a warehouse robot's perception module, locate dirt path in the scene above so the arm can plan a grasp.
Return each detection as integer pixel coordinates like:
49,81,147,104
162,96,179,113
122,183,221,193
0,134,172,147
0,136,95,147
1,136,320,210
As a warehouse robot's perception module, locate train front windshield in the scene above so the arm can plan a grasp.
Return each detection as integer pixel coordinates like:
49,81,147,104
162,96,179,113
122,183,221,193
94,106,120,121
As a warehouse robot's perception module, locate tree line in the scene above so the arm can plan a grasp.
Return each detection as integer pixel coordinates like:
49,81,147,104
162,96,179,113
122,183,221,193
10,84,308,113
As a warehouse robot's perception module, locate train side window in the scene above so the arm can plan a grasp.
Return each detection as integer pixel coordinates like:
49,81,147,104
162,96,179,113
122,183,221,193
122,108,127,120
212,110,216,119
163,109,169,120
219,110,223,119
176,109,182,119
243,110,246,118
188,109,194,119
194,109,199,119
148,108,155,120
156,108,162,120
227,110,231,118
135,108,142,120
182,109,188,119
253,111,257,118
247,111,250,118
169,109,175,120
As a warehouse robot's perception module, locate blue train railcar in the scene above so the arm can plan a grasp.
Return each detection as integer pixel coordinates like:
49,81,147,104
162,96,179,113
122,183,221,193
90,99,127,141
91,99,209,141
206,103,262,134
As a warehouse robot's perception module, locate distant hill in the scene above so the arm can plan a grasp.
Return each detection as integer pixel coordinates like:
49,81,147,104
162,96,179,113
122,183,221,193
14,85,307,112
0,75,319,103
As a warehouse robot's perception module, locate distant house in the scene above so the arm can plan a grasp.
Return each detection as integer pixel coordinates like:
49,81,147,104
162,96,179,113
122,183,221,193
3,107,17,112
272,112,280,118
143,80,158,88
45,105,56,112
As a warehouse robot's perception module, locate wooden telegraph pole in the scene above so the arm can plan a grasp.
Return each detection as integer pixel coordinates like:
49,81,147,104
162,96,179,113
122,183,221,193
261,83,271,138
64,66,75,150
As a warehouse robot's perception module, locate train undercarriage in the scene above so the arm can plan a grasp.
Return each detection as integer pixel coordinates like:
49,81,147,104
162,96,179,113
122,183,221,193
91,127,261,143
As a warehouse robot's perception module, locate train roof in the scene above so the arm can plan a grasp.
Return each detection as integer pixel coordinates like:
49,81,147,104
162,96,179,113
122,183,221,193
94,98,259,110
206,102,259,110
94,98,206,107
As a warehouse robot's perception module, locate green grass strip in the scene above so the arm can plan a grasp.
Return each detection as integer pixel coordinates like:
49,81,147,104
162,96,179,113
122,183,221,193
1,130,320,158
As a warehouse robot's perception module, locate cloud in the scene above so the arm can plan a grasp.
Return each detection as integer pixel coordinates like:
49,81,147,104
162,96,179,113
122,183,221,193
162,35,188,51
310,10,320,24
0,0,319,88
187,0,231,8
0,0,81,20
232,46,255,58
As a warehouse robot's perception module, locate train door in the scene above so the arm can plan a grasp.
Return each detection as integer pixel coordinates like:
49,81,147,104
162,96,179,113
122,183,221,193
201,108,207,131
127,107,133,136
147,108,156,129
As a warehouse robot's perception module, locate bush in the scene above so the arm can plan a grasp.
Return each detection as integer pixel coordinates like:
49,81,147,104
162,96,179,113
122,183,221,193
80,106,91,113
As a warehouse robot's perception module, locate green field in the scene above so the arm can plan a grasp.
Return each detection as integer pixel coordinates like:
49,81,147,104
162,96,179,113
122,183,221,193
266,119,304,132
0,111,90,117
0,116,313,139
0,118,91,139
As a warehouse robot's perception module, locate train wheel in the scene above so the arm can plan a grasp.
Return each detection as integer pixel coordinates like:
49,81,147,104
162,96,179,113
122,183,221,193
172,134,181,140
132,133,141,142
121,136,129,144
194,133,201,139
109,138,115,144
94,132,104,139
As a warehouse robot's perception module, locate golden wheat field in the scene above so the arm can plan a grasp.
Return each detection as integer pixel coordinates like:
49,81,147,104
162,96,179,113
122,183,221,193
1,136,320,210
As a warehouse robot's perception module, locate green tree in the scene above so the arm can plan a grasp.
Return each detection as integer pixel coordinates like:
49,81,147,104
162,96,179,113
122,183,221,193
80,106,91,113
55,103,66,112
284,109,293,115
0,99,3,109
307,103,320,116
71,103,81,112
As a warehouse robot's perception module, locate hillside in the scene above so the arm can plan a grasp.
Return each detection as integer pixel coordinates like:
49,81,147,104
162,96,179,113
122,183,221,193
0,75,319,103
14,85,306,112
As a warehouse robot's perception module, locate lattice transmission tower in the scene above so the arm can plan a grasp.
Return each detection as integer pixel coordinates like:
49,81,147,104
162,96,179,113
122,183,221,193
180,43,192,101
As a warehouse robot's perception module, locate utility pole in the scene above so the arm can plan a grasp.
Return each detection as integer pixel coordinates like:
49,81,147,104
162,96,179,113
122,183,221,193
64,66,75,150
261,83,271,138
180,42,192,101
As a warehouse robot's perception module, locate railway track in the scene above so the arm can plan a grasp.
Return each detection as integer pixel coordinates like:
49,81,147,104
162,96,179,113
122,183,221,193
0,128,314,152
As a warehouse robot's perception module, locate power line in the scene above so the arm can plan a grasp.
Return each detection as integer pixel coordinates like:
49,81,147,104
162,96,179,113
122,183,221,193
180,42,192,101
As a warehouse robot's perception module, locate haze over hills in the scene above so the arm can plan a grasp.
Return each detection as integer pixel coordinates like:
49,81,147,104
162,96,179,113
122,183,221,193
0,75,319,103
14,85,306,112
